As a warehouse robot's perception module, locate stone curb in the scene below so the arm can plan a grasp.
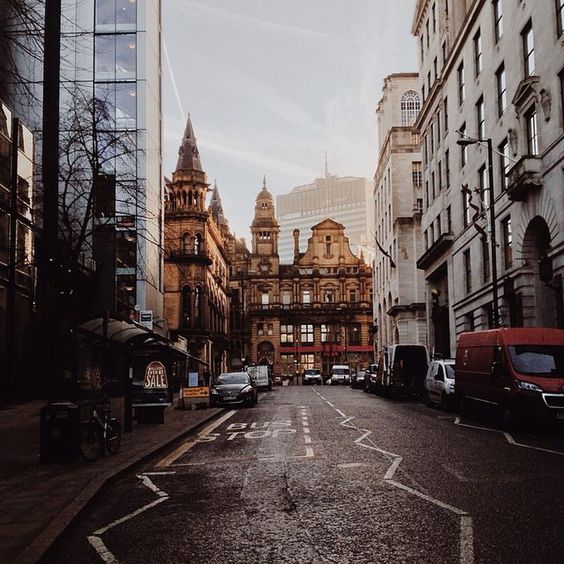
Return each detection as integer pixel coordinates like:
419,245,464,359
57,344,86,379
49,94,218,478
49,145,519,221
15,409,225,564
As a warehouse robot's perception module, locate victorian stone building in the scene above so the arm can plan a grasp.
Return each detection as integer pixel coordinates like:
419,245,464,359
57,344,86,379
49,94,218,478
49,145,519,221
164,117,230,380
229,181,374,380
412,0,564,356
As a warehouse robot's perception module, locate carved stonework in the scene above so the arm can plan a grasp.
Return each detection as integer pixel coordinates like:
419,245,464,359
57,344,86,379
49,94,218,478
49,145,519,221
540,89,552,121
508,128,519,157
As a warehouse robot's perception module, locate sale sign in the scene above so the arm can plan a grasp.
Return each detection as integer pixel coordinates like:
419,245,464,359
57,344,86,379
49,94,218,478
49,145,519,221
144,361,168,389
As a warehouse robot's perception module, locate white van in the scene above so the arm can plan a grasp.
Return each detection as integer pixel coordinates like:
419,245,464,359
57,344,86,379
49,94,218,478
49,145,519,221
247,365,272,390
330,364,350,385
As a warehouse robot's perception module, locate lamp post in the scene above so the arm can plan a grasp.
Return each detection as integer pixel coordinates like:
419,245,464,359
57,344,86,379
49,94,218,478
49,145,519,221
456,135,499,328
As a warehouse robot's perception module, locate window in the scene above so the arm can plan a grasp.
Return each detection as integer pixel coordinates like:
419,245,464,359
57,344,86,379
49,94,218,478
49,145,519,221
473,28,482,76
436,111,441,147
447,205,452,233
426,19,430,47
558,0,564,37
267,323,273,336
427,71,432,92
301,324,314,344
349,289,357,303
476,96,485,139
324,289,335,303
463,189,471,227
459,122,467,166
321,324,329,342
465,312,475,332
348,323,361,345
400,91,421,126
281,324,294,343
257,323,264,336
464,249,472,292
431,171,436,200
496,63,507,117
502,216,513,269
493,0,503,43
412,162,422,188
525,105,539,155
438,160,442,192
261,291,269,306
479,164,489,209
498,138,509,190
193,233,201,255
521,20,535,77
443,96,448,134
182,286,191,327
457,62,465,105
432,3,436,32
194,287,202,326
95,33,137,80
445,149,450,187
302,289,311,304
182,233,190,253
282,290,291,305
420,36,424,61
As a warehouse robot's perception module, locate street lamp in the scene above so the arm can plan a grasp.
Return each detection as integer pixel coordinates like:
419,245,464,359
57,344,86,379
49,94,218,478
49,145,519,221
456,134,499,328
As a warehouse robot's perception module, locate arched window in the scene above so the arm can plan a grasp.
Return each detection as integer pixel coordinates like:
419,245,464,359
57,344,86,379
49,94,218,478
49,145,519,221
194,286,202,327
194,233,202,255
182,233,190,253
400,90,421,126
182,286,191,328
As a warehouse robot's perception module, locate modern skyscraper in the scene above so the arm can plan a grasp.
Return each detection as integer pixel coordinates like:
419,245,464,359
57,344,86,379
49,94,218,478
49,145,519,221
276,167,374,264
60,0,164,329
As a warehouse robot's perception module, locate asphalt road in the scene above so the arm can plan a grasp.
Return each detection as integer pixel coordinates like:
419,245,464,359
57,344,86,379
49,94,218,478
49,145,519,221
46,385,564,564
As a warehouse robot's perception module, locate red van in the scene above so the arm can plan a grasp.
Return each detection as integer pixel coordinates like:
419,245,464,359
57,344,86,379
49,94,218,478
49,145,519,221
456,328,564,423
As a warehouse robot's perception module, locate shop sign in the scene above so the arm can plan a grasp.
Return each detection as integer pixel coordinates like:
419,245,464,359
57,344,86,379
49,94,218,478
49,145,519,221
183,387,209,399
144,361,168,389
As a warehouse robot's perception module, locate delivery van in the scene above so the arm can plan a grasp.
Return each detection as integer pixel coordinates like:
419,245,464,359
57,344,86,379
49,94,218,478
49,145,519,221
247,365,272,390
455,328,564,423
373,344,429,396
330,365,350,385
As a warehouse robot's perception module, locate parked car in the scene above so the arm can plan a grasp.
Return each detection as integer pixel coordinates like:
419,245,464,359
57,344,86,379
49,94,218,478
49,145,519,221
373,344,430,397
365,364,378,393
247,365,272,390
351,370,367,389
456,328,564,425
330,364,350,385
303,368,322,385
425,359,456,409
210,372,258,407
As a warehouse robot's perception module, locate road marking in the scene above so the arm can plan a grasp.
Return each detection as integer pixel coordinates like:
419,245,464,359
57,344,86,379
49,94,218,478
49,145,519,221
294,446,315,458
455,417,564,457
304,435,312,444
312,387,474,564
88,474,170,562
156,410,237,467
141,471,176,476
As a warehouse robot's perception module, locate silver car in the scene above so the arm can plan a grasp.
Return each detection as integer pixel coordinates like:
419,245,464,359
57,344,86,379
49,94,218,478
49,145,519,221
425,359,456,410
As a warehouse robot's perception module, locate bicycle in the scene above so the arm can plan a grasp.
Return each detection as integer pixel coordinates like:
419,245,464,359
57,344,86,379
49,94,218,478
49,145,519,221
79,402,122,462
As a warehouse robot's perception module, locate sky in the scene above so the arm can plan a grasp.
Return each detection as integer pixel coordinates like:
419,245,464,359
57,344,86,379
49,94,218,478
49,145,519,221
162,1,418,241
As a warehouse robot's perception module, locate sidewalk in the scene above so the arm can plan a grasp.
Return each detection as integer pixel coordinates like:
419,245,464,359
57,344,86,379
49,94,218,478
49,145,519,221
0,399,223,564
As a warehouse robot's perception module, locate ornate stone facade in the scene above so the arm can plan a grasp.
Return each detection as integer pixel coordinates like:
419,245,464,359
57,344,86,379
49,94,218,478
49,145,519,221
164,117,230,380
229,183,374,380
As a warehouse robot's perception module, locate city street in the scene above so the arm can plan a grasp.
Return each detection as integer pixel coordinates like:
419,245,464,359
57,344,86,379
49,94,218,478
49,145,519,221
46,386,564,564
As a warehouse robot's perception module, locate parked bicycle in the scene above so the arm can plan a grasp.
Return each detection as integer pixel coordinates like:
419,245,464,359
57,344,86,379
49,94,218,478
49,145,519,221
79,402,122,462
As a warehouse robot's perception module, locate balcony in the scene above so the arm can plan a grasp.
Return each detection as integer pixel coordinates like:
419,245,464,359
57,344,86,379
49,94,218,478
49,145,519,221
506,156,543,202
166,248,212,265
417,233,454,271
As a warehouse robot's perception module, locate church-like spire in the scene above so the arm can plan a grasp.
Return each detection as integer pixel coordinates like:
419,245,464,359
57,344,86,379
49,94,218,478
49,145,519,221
324,151,329,178
209,180,227,226
175,113,203,172
262,175,267,190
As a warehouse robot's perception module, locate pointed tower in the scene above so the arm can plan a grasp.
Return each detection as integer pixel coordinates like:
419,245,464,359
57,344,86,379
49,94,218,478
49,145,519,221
168,114,208,214
250,176,279,276
208,180,229,235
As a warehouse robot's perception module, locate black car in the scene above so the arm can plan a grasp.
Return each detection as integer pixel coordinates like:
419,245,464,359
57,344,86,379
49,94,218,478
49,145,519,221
351,370,367,389
210,372,258,407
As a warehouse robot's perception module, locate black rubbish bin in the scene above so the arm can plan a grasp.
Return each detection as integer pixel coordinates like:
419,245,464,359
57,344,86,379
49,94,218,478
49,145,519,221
39,402,80,464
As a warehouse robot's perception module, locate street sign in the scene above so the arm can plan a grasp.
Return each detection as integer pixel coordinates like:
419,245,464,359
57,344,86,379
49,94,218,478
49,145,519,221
183,387,209,399
139,310,153,330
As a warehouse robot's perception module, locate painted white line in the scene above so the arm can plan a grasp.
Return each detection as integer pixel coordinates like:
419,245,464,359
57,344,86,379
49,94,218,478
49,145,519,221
386,480,468,516
137,474,167,498
326,402,334,407
312,387,474,564
141,471,176,476
303,427,310,434
94,497,168,536
456,418,564,458
157,410,237,467
304,435,312,444
460,515,475,564
383,457,403,480
294,446,315,458
87,536,117,563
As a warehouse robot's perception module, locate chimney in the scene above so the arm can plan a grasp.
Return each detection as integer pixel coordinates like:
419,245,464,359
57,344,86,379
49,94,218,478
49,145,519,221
293,229,300,262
